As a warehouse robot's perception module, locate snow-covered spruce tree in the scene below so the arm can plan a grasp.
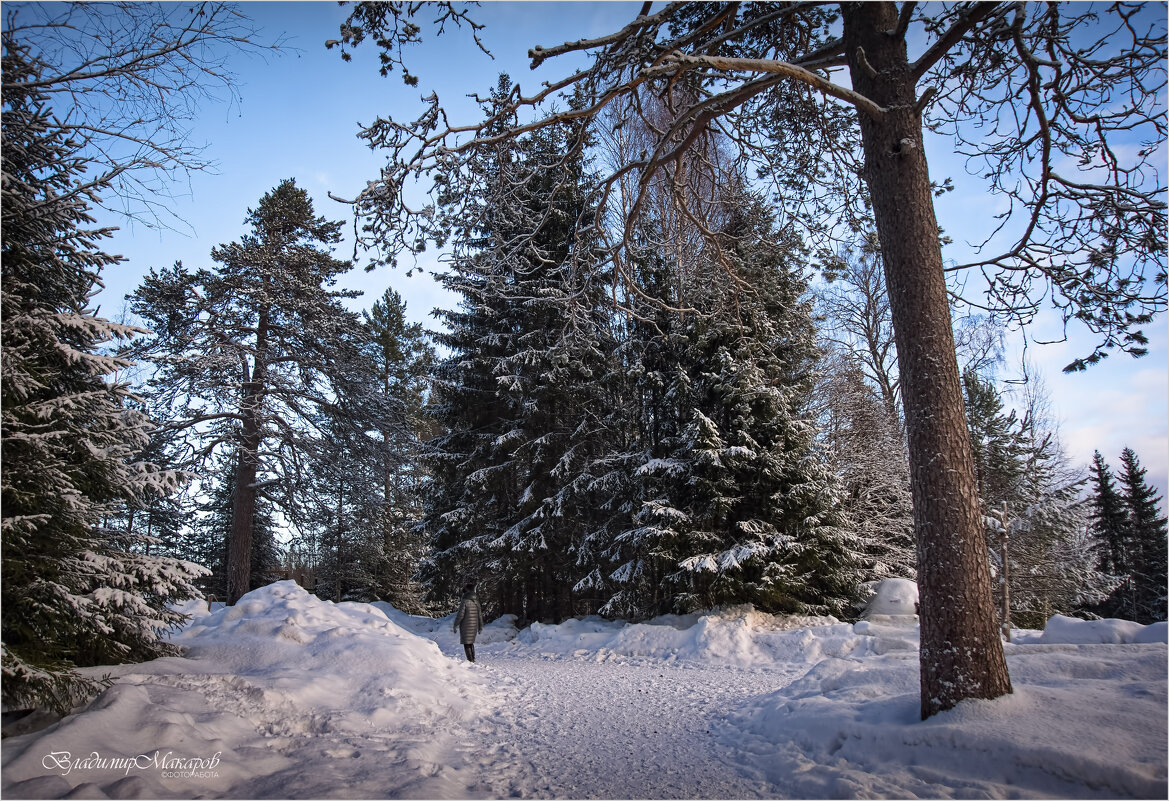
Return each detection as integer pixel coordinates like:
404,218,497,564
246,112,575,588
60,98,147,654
128,180,399,604
1,40,204,712
963,369,1029,516
420,77,613,621
1111,449,1168,623
1001,430,1097,629
417,265,516,612
574,244,685,619
594,190,864,618
1088,451,1130,591
361,288,435,612
417,78,531,611
482,121,613,623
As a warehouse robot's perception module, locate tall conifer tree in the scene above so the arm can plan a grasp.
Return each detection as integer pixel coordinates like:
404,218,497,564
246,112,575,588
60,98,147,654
420,77,611,621
1115,449,1168,623
129,180,395,603
592,191,863,617
362,289,434,612
2,39,204,711
1089,451,1130,581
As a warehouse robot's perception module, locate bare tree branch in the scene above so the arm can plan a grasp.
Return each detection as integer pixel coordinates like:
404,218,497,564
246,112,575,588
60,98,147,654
3,1,285,232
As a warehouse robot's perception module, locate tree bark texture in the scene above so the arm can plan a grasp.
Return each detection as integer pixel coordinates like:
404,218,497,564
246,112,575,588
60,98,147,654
227,304,269,605
842,2,1012,718
227,403,259,605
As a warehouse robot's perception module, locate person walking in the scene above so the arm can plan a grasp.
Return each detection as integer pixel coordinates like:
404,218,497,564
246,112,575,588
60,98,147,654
452,582,483,662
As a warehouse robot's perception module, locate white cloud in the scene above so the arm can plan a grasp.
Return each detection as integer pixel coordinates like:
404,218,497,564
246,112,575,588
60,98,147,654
1045,356,1168,500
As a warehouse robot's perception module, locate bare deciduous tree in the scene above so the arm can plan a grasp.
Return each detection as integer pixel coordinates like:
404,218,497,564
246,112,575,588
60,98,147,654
332,1,1166,718
816,233,902,424
3,1,281,230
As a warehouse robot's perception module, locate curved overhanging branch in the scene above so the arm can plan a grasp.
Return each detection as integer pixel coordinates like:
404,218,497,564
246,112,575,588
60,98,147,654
659,52,888,120
330,0,1165,376
528,1,684,68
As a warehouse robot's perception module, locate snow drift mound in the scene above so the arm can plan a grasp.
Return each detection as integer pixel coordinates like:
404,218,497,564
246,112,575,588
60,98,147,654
1033,614,1169,644
170,581,478,731
506,605,903,666
1,581,486,800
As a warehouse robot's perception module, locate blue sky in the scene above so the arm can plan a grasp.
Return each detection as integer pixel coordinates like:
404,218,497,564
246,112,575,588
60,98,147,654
58,0,1167,500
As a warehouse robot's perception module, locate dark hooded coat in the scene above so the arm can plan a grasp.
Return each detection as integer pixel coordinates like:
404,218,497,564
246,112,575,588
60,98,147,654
453,592,483,645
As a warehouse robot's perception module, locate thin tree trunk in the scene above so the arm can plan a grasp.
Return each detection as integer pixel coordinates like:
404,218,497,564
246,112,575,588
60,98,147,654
842,1,1012,718
382,357,395,598
998,503,1012,642
336,475,345,603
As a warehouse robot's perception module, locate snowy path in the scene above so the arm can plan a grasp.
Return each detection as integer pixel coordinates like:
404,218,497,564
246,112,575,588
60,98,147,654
3,585,1165,800
455,654,799,799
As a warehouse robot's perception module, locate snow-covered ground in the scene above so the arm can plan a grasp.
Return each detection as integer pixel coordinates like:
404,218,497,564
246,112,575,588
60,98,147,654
2,580,1165,799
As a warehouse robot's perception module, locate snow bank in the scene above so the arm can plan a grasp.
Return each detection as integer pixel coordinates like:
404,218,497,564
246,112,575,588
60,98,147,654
505,605,914,667
169,581,475,731
721,613,1167,800
729,643,1166,799
498,606,1165,798
1,582,486,799
1036,614,1169,644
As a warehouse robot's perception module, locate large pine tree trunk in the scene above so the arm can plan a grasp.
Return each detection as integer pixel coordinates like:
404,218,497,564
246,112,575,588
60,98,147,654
227,305,269,605
842,2,1012,718
227,406,259,605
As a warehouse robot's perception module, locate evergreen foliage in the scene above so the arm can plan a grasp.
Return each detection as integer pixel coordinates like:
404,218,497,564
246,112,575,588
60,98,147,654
1118,449,1169,623
1,39,205,712
1088,451,1130,580
1004,429,1099,628
962,370,1102,627
593,195,864,618
307,411,386,603
421,79,861,622
1093,448,1168,623
188,459,281,599
334,0,1165,720
102,424,192,565
359,289,435,612
963,370,1028,513
127,179,399,602
420,76,611,621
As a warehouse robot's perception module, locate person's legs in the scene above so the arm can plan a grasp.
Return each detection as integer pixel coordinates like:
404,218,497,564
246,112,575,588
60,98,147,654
463,643,475,662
